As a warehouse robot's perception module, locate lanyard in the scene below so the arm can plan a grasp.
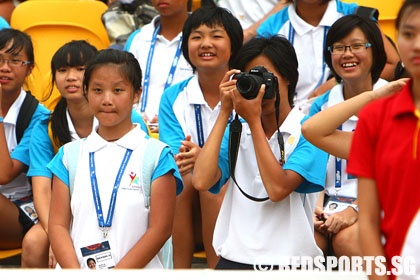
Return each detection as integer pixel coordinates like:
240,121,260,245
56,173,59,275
194,104,205,148
334,124,356,195
288,24,330,92
89,149,133,238
194,104,234,148
141,24,183,112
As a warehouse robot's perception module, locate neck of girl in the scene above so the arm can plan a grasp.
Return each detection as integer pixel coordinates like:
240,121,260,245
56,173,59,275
198,69,227,109
159,12,189,41
342,78,374,100
67,99,94,138
295,1,329,27
1,88,21,117
97,123,136,143
261,102,291,139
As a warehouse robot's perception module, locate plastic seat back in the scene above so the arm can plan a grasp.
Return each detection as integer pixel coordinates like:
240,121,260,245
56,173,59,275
11,0,110,109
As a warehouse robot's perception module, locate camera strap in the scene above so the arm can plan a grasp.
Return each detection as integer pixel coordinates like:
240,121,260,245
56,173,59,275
229,113,269,202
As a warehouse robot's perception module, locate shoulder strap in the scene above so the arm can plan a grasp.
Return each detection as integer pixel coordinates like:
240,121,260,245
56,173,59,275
66,140,83,196
229,114,269,202
141,137,173,269
142,137,166,208
16,91,39,144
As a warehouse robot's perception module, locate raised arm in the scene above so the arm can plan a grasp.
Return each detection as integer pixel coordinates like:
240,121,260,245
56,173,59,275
192,70,238,191
302,78,408,159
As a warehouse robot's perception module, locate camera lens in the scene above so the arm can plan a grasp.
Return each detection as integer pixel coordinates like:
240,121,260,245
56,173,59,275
236,75,263,100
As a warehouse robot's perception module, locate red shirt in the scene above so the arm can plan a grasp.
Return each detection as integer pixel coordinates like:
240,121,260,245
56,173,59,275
348,80,420,276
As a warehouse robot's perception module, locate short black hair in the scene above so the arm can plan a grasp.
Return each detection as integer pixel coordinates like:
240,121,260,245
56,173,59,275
324,14,386,84
232,35,299,107
181,6,243,71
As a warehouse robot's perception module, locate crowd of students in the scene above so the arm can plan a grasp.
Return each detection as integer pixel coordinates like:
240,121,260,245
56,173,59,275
0,0,419,279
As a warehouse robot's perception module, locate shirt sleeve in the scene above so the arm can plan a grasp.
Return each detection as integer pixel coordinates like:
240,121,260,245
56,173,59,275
47,147,70,187
12,104,50,166
284,134,328,193
158,83,188,156
152,146,183,195
28,120,54,178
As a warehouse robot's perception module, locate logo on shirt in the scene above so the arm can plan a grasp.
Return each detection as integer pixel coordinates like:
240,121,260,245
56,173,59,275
127,171,141,190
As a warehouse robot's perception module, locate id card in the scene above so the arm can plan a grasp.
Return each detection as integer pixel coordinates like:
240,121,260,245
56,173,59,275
323,195,355,215
80,241,115,269
19,201,39,224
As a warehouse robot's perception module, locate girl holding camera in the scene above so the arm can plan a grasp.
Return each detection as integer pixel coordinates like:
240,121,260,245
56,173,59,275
192,35,328,269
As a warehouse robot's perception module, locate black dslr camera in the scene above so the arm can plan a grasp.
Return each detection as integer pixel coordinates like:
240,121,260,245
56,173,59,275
233,66,278,100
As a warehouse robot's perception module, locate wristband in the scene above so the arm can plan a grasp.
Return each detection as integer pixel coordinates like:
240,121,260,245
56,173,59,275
0,116,3,123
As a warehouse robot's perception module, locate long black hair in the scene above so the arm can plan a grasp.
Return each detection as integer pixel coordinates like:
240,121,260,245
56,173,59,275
49,40,97,148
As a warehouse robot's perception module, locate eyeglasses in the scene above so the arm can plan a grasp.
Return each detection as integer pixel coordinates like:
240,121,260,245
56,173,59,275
328,42,372,55
0,57,33,68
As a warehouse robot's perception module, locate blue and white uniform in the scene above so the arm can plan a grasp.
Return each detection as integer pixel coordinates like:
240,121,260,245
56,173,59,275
1,89,50,201
125,16,193,121
257,0,357,108
308,79,387,199
47,125,183,268
159,76,226,155
210,106,328,265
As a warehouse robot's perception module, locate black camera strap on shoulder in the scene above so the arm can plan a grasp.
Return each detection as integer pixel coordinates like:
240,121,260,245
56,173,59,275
229,113,269,202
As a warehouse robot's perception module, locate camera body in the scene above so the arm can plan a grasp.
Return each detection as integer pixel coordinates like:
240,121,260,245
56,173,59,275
233,66,278,100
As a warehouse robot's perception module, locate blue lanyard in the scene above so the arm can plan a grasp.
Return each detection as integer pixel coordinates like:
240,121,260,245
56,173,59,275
194,104,205,148
89,149,133,238
288,24,330,92
334,124,356,195
194,104,233,148
141,24,183,112
334,125,343,195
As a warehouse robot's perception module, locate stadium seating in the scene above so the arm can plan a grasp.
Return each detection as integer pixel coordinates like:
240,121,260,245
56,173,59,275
10,0,110,109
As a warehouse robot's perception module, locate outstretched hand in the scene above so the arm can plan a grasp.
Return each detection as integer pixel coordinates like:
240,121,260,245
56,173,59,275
372,78,409,100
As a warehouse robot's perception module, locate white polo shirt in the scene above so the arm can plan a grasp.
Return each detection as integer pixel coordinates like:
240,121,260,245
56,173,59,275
216,0,279,29
125,16,194,121
47,125,182,268
210,107,328,265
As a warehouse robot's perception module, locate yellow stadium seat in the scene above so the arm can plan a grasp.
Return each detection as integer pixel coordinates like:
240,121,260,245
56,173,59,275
0,248,22,263
343,0,404,43
10,0,110,110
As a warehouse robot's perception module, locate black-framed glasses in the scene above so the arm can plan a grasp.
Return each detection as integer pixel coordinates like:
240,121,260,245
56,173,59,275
328,42,372,55
0,57,33,68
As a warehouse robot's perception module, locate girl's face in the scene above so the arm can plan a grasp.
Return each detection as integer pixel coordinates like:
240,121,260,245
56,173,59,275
0,41,33,95
55,65,86,101
152,0,187,17
188,24,231,72
86,64,140,131
330,28,373,84
398,9,420,79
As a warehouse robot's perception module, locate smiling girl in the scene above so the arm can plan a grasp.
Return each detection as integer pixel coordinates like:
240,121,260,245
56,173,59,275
158,6,243,268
